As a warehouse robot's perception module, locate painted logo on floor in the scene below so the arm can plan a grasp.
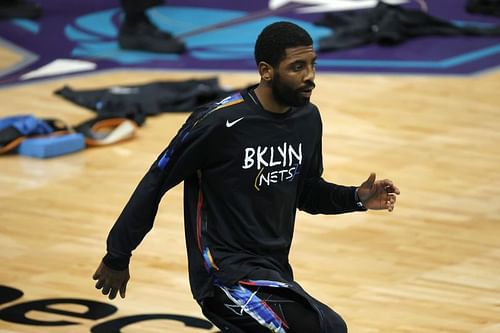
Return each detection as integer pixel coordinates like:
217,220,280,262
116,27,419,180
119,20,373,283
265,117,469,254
0,284,218,332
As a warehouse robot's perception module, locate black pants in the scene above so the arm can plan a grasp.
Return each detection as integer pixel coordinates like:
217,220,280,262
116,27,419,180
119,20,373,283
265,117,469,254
201,285,347,333
120,0,164,14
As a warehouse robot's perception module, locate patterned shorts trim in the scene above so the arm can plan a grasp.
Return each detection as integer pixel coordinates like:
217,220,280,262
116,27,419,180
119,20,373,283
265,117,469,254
215,280,290,333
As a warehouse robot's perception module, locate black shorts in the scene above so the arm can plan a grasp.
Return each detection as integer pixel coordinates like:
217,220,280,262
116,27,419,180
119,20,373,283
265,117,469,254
200,282,347,333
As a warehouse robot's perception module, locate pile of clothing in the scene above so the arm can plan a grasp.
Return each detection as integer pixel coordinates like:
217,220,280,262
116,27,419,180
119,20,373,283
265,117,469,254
315,1,500,52
1,77,241,158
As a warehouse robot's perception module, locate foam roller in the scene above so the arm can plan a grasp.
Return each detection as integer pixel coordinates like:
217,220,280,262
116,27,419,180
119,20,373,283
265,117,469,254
18,133,85,158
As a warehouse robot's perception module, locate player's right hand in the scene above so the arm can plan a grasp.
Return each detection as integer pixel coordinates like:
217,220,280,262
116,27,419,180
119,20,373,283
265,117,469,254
92,261,130,300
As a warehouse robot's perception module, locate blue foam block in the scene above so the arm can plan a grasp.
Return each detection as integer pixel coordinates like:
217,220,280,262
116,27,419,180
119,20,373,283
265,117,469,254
18,133,85,158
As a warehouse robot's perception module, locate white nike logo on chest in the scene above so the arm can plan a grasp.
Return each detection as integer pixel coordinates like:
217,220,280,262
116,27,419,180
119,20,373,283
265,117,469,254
226,117,244,128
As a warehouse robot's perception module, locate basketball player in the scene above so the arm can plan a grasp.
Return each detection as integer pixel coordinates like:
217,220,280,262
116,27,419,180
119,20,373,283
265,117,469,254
93,21,400,333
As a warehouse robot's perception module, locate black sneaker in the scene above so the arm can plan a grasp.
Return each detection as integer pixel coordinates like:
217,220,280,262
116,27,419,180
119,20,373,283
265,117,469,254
118,20,186,54
0,0,42,19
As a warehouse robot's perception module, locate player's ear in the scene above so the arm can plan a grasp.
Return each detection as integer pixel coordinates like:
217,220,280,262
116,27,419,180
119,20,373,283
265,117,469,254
258,61,274,82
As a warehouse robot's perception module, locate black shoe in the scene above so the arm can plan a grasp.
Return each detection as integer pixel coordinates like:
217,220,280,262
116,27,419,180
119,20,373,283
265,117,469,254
0,0,42,20
118,21,186,54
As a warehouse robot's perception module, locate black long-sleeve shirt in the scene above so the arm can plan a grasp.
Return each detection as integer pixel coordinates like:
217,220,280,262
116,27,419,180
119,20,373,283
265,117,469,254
103,86,365,301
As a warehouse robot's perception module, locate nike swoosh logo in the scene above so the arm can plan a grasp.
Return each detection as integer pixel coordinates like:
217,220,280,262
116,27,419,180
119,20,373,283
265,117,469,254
226,117,244,128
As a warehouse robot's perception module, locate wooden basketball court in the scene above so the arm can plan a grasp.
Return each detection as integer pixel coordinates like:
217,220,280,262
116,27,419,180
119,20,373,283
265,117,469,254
1,59,500,332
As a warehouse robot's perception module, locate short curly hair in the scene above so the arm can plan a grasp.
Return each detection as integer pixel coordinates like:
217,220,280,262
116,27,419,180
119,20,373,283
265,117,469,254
254,21,313,67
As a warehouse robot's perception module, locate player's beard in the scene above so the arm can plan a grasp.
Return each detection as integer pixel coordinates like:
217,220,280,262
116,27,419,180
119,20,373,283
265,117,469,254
271,73,314,107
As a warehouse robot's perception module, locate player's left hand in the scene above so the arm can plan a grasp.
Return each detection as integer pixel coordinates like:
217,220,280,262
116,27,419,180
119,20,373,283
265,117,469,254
357,173,400,212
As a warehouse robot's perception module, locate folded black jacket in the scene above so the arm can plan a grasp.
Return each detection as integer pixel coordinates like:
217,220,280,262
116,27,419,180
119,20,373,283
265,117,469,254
315,1,500,52
54,78,237,126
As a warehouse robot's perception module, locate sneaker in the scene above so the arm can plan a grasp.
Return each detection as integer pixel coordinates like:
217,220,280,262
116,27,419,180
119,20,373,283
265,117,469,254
0,0,42,20
118,20,186,54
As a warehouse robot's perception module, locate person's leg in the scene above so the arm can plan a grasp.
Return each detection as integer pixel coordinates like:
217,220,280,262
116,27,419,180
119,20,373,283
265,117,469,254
120,0,162,14
254,286,323,333
0,0,42,19
200,299,251,333
118,0,185,53
306,294,348,333
120,0,162,27
202,284,333,333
